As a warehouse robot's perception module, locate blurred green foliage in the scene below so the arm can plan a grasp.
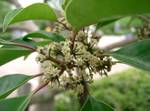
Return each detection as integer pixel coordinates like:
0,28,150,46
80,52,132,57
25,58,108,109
54,69,150,111
100,17,143,35
0,1,12,40
53,91,80,111
0,1,12,23
91,69,150,111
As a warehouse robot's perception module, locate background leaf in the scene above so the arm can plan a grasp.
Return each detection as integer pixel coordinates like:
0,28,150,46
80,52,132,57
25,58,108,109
112,39,150,71
81,96,113,111
0,1,12,24
23,31,65,42
0,47,32,65
0,74,32,99
3,3,57,31
66,0,150,29
0,96,31,111
96,18,120,29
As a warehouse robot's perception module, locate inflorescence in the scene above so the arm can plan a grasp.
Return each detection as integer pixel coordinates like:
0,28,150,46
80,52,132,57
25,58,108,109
36,19,115,94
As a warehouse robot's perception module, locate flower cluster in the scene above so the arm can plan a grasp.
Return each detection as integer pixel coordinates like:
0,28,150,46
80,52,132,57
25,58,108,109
36,30,114,94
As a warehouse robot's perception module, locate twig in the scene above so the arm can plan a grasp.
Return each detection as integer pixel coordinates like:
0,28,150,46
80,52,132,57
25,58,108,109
13,42,36,52
45,53,64,65
32,73,44,78
138,15,150,22
57,21,71,30
78,79,89,107
33,82,49,95
70,31,78,51
0,39,36,52
39,49,63,65
76,67,90,107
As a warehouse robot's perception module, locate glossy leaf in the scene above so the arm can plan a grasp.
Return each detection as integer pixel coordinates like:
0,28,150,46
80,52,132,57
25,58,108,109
0,96,31,111
11,38,37,48
81,96,113,111
33,41,51,46
3,3,57,31
23,31,65,42
0,74,32,99
10,38,49,47
0,38,35,49
3,38,52,48
112,39,150,71
0,47,32,65
66,0,150,29
17,39,51,47
16,39,51,47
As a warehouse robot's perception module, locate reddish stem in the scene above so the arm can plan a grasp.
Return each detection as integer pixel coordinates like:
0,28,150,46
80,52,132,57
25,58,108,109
32,73,43,78
33,82,49,95
14,42,36,52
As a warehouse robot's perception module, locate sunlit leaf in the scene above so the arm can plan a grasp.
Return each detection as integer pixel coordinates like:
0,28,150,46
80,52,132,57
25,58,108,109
23,31,65,42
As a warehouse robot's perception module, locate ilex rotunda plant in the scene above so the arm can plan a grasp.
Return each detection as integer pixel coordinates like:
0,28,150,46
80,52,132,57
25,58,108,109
35,22,115,94
0,1,150,111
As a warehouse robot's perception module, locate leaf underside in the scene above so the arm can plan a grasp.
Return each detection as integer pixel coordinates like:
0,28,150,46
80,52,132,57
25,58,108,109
66,0,150,29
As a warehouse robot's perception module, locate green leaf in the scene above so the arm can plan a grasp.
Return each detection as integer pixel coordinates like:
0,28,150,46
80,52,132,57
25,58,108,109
3,38,52,48
0,38,18,46
3,3,57,31
0,96,31,111
0,38,35,49
23,31,65,42
33,41,51,46
66,0,150,29
17,39,51,47
10,38,37,48
112,39,150,71
81,96,113,111
16,39,51,47
0,74,32,99
0,47,32,65
9,38,49,47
